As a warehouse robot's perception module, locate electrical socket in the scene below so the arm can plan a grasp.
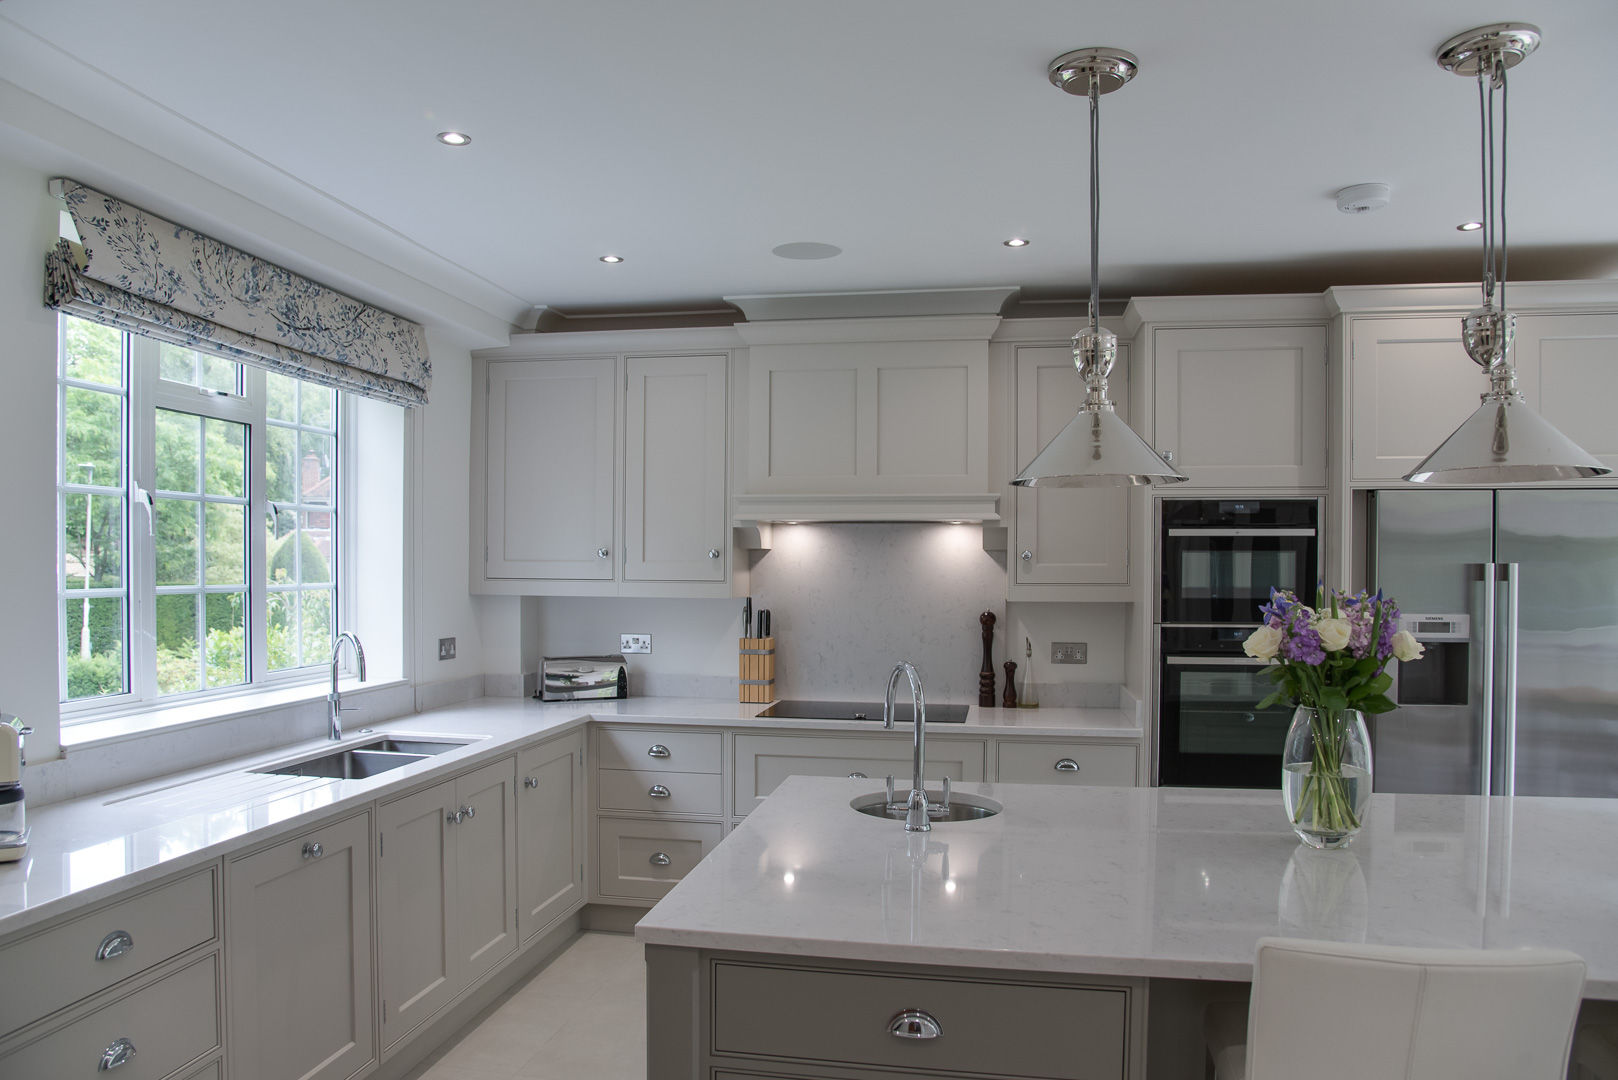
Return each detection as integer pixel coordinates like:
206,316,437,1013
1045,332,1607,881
438,637,456,661
620,633,652,654
1051,641,1087,665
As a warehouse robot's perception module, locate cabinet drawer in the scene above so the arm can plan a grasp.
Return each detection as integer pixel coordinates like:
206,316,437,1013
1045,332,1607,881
0,865,217,1035
597,818,723,901
599,768,724,815
733,733,986,816
598,727,722,773
996,742,1139,787
712,961,1127,1080
1,952,219,1080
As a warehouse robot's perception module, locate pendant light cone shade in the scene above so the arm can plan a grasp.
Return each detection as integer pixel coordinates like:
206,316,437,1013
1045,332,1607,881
1405,394,1609,484
1013,48,1186,488
1406,23,1609,484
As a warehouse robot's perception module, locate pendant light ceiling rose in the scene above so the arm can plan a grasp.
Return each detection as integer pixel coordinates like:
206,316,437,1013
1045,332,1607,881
1436,23,1540,79
1048,48,1139,96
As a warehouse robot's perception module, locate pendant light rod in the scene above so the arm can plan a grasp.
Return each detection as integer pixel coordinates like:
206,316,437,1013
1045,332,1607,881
1088,72,1101,332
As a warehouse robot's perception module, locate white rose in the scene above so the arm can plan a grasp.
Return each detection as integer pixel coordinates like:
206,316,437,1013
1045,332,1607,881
1316,618,1352,652
1244,625,1283,661
1391,630,1425,663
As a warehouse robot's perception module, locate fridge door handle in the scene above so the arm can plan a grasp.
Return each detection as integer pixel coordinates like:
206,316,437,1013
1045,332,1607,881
1495,562,1520,797
1472,562,1498,797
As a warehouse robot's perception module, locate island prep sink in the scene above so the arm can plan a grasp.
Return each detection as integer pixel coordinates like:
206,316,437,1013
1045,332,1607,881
253,734,475,780
851,790,1002,823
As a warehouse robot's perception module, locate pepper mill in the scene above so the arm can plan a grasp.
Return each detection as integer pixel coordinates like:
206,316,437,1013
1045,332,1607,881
978,611,997,706
1002,661,1018,709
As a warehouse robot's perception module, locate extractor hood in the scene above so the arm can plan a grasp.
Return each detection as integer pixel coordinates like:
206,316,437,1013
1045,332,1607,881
731,492,1000,525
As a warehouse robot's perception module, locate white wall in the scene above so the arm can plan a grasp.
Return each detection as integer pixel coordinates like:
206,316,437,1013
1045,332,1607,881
0,156,71,763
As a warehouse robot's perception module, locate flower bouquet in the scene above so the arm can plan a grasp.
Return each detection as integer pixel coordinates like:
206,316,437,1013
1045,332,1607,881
1245,587,1425,847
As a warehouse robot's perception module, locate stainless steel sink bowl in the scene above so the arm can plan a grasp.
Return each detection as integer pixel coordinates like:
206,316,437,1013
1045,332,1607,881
253,734,475,779
850,790,1002,822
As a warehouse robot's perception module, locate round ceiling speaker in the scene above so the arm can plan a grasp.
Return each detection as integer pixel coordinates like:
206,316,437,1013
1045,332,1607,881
1335,183,1392,215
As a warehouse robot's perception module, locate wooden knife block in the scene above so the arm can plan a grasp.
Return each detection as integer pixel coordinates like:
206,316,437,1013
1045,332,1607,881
738,637,775,703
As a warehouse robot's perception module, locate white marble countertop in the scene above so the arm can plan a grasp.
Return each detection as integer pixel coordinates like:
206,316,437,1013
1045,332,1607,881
636,777,1618,999
0,696,1136,936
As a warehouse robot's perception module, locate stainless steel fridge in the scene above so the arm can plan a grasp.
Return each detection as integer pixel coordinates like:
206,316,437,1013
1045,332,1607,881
1369,489,1618,797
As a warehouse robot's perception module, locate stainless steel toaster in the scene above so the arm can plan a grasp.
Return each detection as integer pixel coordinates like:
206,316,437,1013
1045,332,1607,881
539,654,629,701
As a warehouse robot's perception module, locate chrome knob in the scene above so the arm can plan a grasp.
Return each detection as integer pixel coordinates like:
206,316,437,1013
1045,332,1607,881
647,744,671,758
99,1036,136,1070
848,772,868,779
463,804,475,820
302,841,324,859
707,548,721,559
648,784,671,799
596,547,610,559
649,852,672,867
888,1009,943,1040
1020,550,1033,561
523,775,539,789
448,809,464,825
95,930,134,962
1054,758,1080,772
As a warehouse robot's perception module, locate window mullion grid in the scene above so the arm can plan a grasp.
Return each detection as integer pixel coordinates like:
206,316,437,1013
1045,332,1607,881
245,366,269,687
129,337,160,703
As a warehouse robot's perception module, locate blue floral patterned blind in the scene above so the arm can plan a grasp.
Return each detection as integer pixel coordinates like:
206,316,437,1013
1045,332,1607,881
45,180,431,407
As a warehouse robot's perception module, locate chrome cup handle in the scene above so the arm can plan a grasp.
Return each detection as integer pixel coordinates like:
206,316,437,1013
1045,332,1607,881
99,1036,136,1070
1054,758,1080,772
647,744,671,758
648,784,671,799
888,1009,943,1040
95,930,134,962
649,852,672,867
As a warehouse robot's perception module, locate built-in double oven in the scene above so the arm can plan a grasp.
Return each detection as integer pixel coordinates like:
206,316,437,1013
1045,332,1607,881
1156,498,1321,787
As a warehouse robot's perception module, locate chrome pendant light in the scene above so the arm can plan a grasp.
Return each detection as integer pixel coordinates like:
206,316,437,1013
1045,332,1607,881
1404,23,1610,485
1013,49,1187,488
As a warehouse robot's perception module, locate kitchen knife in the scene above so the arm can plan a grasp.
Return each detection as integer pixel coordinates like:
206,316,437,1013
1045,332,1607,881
760,610,771,638
743,597,752,639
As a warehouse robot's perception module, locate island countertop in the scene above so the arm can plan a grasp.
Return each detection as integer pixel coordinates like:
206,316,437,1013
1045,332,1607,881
634,777,1618,999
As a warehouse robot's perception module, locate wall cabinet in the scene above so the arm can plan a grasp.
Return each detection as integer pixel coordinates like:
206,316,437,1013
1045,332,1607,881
1012,343,1131,589
1151,324,1327,488
378,756,517,1050
226,812,373,1080
476,344,738,597
517,731,587,942
1507,313,1618,473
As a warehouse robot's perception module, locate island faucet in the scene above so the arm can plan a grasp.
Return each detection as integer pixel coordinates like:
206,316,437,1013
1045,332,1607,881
883,661,932,832
328,632,367,740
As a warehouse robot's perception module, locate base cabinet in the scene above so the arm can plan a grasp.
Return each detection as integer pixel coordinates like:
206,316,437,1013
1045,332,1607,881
995,740,1140,786
732,733,988,817
517,731,587,941
226,812,373,1080
378,756,518,1051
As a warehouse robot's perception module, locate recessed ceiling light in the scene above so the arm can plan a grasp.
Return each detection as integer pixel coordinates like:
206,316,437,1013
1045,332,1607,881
599,254,624,264
771,242,842,261
1457,221,1484,232
435,131,471,147
1003,238,1030,248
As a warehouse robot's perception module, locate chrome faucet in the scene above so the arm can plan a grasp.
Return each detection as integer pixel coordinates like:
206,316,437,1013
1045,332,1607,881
328,632,367,741
883,661,932,832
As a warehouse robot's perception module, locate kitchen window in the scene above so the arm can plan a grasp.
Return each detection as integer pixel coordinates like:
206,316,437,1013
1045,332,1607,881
57,313,351,718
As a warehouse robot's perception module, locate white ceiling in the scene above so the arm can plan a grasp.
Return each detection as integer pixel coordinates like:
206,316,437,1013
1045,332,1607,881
3,0,1616,335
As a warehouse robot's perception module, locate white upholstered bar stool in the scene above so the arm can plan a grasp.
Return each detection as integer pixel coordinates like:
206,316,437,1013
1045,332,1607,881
1204,937,1586,1080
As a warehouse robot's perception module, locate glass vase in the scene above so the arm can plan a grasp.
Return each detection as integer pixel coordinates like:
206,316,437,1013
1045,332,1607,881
1281,705,1373,850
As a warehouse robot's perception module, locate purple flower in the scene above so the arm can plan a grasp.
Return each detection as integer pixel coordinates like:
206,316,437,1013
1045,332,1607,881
1281,625,1326,665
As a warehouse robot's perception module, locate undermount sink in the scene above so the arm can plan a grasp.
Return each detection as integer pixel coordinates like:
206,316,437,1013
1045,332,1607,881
850,789,1002,823
253,735,475,779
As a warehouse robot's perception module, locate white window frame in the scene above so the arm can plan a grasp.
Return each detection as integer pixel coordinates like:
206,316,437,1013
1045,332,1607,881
57,318,352,725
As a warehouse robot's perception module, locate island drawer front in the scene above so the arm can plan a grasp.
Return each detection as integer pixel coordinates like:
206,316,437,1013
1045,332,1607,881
0,865,217,1035
0,952,220,1080
711,961,1127,1079
996,742,1139,787
732,734,987,816
598,728,723,774
598,768,724,815
597,819,724,901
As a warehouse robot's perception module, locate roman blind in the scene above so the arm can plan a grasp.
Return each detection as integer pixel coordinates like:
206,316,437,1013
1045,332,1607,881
44,179,431,406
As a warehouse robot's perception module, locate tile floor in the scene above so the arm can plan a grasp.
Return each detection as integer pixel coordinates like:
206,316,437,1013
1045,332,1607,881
407,931,646,1080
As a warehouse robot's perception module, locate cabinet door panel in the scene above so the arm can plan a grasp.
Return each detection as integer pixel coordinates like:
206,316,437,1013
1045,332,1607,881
1154,325,1326,487
226,812,373,1080
1514,313,1618,468
486,357,616,579
1014,344,1129,584
518,733,586,941
1349,317,1480,481
454,757,519,984
625,354,728,582
378,780,457,1046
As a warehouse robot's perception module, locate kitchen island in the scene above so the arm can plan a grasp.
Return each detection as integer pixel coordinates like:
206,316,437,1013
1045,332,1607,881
636,776,1618,1079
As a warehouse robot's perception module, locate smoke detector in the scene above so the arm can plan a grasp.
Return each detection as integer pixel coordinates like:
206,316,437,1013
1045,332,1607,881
1335,183,1392,214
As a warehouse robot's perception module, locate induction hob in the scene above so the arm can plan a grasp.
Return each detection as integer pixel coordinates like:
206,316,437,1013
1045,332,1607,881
754,699,969,723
